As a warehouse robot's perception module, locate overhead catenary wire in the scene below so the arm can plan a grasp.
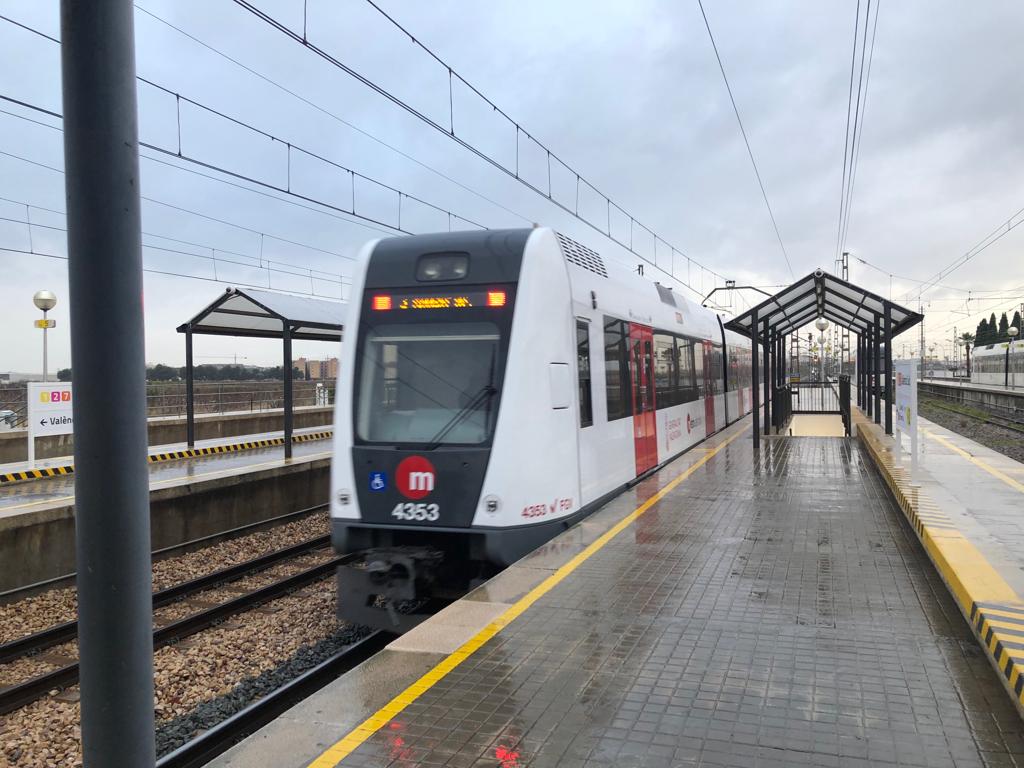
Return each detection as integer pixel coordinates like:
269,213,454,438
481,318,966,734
839,0,881,256
696,0,794,279
834,0,862,264
0,89,487,236
224,0,727,299
1,8,734,305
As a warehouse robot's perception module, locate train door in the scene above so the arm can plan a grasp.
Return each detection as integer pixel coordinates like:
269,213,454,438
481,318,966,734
629,323,657,475
702,340,715,438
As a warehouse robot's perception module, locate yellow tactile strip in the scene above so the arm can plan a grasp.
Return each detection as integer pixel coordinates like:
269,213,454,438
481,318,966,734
0,430,333,486
855,410,1024,711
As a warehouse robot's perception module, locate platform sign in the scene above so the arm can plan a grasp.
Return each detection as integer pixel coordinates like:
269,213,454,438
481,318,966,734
894,360,918,468
27,382,73,467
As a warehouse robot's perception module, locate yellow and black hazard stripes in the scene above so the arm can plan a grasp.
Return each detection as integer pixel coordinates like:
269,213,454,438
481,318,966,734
970,602,1024,698
0,464,75,484
856,409,1024,713
0,429,333,486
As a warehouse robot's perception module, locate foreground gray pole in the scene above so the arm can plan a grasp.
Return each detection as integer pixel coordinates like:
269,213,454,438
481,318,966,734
61,2,156,766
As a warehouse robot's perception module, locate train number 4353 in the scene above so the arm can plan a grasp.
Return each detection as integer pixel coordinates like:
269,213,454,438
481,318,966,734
391,502,440,521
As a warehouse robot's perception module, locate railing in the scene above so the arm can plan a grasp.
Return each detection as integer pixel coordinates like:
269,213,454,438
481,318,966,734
790,380,841,414
838,375,851,436
0,381,335,430
772,384,792,433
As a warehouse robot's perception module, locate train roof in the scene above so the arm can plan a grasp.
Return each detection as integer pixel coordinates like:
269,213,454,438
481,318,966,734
549,229,745,346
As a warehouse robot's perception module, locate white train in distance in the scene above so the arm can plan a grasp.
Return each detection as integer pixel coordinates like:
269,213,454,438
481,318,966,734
971,341,1024,388
330,228,756,628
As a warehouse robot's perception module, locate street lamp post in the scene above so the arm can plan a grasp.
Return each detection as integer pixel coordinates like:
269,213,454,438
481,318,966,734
33,290,57,382
1007,327,1019,388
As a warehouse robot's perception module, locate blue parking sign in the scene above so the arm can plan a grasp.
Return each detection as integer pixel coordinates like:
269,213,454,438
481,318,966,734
369,471,387,492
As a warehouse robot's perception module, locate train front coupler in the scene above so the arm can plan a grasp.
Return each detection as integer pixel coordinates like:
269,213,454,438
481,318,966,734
336,547,444,632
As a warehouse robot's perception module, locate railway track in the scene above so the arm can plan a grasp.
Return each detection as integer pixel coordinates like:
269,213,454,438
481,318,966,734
0,541,350,715
922,395,1024,435
154,630,390,768
0,503,329,604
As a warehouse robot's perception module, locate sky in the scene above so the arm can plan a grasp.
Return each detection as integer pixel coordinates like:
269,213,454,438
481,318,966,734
1,0,1022,373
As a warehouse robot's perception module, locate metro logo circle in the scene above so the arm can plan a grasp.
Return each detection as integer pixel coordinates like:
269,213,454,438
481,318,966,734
396,456,436,500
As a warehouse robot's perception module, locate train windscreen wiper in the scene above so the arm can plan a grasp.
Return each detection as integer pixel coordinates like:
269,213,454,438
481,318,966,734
423,349,496,450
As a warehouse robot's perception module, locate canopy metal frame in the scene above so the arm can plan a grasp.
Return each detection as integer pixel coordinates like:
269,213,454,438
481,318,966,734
176,288,345,458
724,269,922,450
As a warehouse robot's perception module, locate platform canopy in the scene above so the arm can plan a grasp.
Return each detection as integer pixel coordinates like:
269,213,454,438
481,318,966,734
723,269,923,451
724,269,922,342
177,288,346,457
177,287,346,342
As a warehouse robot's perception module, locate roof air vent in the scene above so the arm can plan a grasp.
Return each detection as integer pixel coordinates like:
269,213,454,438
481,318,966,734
555,232,608,278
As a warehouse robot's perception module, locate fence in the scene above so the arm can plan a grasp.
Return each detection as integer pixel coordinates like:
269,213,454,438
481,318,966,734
0,380,334,428
790,381,841,414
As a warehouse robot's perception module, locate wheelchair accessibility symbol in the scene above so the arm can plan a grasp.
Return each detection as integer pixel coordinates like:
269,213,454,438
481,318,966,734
369,471,387,492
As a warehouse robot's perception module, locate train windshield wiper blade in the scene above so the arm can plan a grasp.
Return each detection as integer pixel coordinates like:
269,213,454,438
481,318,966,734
423,348,497,450
422,384,497,450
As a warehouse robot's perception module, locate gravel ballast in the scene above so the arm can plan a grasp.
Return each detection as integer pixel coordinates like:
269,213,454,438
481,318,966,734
1,579,345,768
0,512,327,644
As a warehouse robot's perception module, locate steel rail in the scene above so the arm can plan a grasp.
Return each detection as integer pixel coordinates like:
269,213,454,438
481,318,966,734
0,503,328,603
0,554,353,715
154,630,390,768
0,534,330,663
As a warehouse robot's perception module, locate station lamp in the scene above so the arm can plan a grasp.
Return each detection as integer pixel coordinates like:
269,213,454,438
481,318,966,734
32,289,57,382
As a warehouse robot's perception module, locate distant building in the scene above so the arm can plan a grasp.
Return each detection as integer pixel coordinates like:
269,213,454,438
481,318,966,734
293,357,339,381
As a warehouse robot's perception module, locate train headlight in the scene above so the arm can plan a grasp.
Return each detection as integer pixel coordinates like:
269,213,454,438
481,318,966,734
336,489,351,505
483,495,501,515
416,252,469,281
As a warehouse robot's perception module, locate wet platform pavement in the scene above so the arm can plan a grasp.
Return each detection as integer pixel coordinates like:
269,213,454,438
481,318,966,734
214,416,1024,768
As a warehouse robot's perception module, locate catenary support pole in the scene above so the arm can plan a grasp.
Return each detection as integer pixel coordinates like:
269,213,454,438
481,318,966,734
60,2,156,765
185,328,195,448
751,311,759,451
884,305,893,434
283,323,293,459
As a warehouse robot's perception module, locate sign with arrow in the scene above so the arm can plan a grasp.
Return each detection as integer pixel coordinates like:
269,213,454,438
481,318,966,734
27,382,74,467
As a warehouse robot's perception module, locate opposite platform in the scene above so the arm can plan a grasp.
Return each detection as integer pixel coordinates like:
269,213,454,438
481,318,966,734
213,416,1023,768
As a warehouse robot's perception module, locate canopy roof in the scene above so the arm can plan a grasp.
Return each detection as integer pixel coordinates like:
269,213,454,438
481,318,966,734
724,269,922,341
177,288,346,342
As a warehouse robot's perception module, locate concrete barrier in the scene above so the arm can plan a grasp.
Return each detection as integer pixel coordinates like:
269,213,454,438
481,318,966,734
0,405,333,464
0,454,330,592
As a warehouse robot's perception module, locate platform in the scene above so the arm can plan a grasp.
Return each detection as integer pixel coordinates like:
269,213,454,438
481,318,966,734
0,428,333,591
212,415,1024,768
0,425,332,509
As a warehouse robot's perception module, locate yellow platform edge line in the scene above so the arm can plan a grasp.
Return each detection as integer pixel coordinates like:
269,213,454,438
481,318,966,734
854,410,1024,712
304,425,747,768
0,429,334,485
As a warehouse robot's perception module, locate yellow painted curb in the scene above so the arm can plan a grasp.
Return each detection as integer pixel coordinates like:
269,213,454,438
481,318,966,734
0,430,333,486
854,410,1024,713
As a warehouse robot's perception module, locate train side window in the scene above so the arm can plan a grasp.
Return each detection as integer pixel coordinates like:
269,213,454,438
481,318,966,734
712,343,724,395
653,333,677,409
576,320,593,427
603,316,631,421
676,337,697,403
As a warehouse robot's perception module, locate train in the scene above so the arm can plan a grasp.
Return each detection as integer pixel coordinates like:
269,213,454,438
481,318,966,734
971,342,1024,388
330,228,755,628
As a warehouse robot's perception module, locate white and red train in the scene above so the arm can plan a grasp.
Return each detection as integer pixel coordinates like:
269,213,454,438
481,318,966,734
330,228,754,625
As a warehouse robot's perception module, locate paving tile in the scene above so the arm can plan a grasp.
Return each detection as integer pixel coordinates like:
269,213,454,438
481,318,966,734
338,437,1023,767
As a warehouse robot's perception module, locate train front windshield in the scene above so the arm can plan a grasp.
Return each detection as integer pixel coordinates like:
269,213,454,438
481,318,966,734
355,322,503,445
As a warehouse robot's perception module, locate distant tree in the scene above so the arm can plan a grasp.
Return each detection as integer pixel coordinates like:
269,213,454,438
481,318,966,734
976,318,989,345
147,363,179,381
1012,310,1022,335
989,313,999,341
57,368,72,381
997,312,1010,341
